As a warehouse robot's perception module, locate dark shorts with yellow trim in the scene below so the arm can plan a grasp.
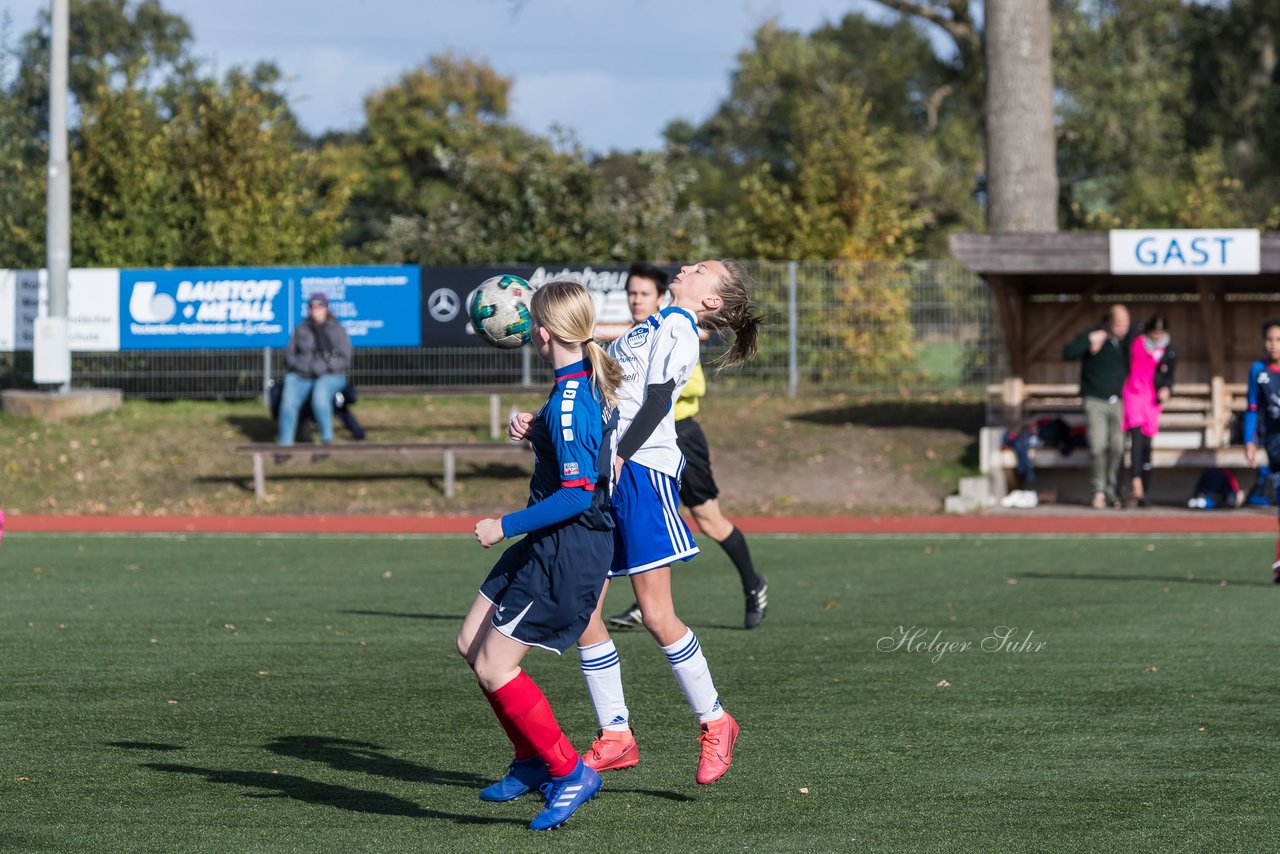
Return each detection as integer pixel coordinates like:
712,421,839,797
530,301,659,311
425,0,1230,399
675,417,719,507
479,521,613,653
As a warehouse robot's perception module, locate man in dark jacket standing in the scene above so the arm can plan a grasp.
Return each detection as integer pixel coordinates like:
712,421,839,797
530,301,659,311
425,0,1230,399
1063,304,1130,508
278,292,353,446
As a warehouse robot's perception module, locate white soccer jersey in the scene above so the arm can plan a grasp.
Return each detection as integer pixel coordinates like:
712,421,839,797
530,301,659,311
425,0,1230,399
605,306,701,477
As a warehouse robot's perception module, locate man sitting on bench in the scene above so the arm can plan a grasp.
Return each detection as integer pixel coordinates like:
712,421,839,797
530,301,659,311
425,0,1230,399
278,292,354,446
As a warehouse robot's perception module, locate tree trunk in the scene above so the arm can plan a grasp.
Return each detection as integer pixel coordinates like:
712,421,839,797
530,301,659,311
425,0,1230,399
985,0,1058,232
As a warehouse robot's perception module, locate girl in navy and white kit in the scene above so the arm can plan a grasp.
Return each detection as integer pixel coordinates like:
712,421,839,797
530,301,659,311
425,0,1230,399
456,280,622,831
1243,318,1280,582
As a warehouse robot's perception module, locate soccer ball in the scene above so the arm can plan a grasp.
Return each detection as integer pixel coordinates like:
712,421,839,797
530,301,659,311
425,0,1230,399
468,275,532,349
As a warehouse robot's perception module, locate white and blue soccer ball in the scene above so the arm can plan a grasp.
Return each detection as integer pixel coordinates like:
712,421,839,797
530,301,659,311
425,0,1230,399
468,275,532,349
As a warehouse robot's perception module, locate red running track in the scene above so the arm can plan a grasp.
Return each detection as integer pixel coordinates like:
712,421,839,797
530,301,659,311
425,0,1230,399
2,513,1276,535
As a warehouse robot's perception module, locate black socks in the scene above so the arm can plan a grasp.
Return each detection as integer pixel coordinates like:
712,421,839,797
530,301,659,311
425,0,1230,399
717,527,762,592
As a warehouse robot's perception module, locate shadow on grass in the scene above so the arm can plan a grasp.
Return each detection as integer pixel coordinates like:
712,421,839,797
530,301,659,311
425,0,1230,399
265,736,488,789
340,609,464,621
790,400,986,433
107,741,184,751
1018,572,1273,587
140,763,521,825
606,787,695,803
225,414,277,442
265,736,693,804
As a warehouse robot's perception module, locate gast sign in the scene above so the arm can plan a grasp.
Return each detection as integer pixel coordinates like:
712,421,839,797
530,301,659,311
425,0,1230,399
1109,229,1261,275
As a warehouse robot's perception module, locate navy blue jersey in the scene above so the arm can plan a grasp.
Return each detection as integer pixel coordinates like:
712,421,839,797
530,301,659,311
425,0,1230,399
1244,360,1280,445
505,360,617,535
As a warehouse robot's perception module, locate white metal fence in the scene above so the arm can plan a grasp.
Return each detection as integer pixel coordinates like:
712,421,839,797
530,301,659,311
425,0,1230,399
1,260,993,399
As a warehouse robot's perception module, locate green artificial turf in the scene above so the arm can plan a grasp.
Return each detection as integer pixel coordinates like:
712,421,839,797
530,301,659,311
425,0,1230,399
3,534,1279,852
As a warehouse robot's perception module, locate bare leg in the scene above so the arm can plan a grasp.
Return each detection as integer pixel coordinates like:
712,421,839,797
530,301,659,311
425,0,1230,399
689,499,733,541
456,593,497,666
473,625,532,693
631,567,687,647
578,577,613,647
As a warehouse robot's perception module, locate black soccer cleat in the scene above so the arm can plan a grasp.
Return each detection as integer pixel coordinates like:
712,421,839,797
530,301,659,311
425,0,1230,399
608,602,643,630
744,576,768,630
1272,561,1280,584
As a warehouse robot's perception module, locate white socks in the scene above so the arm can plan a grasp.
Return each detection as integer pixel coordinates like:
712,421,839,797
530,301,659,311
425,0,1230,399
662,629,724,723
578,639,630,731
580,630,725,729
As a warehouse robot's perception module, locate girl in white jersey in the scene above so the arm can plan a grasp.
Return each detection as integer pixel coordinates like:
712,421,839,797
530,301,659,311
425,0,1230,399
573,259,762,785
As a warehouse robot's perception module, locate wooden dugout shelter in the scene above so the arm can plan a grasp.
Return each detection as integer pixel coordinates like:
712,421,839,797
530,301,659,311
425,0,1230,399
950,232,1280,471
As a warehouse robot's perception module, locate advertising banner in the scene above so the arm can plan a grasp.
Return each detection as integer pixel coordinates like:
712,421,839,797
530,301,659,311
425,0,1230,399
293,267,421,347
0,268,120,352
421,264,676,348
119,266,420,350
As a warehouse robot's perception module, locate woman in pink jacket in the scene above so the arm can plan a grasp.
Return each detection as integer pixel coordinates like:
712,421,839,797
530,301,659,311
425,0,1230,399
1123,315,1175,507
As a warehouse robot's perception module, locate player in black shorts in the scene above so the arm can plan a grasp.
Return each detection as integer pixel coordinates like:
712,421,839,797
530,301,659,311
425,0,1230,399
597,263,768,629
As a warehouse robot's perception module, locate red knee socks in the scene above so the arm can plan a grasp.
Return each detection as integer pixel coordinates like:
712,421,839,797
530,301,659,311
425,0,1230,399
486,670,578,778
482,686,536,761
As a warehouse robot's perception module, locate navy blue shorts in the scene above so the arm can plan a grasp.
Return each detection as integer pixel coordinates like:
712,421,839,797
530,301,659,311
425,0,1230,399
608,461,700,578
479,522,614,653
1267,438,1280,502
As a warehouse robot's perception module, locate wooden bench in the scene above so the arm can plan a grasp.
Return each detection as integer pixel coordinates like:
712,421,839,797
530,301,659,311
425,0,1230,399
233,442,533,500
980,380,1256,491
980,427,1251,474
356,385,542,439
988,381,1247,450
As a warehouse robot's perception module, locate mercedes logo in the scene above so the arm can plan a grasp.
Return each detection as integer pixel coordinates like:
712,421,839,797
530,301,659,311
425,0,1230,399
428,288,460,322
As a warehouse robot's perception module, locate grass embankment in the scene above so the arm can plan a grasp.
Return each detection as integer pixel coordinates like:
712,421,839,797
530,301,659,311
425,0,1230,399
0,393,981,516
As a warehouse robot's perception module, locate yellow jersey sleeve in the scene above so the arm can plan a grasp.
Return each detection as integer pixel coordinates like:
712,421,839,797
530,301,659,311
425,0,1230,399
674,361,705,421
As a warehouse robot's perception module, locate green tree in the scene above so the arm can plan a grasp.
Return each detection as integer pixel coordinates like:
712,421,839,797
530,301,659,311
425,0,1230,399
732,88,922,261
668,15,982,258
347,55,707,264
1054,0,1198,226
72,67,353,266
10,0,196,125
340,54,516,252
0,12,45,266
3,0,348,267
729,84,923,383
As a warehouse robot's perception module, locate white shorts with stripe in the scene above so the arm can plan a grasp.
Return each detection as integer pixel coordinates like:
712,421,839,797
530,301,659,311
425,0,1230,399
608,460,700,577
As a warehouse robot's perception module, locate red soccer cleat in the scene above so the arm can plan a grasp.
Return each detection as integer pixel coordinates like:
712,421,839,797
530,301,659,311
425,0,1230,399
695,712,739,784
580,729,639,772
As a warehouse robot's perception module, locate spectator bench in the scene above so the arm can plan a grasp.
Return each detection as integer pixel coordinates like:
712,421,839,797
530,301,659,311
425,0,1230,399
357,384,539,439
233,441,533,501
981,381,1251,476
980,430,1251,474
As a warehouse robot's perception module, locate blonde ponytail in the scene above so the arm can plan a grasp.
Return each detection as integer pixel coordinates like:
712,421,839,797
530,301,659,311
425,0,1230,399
530,279,624,408
584,339,622,409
